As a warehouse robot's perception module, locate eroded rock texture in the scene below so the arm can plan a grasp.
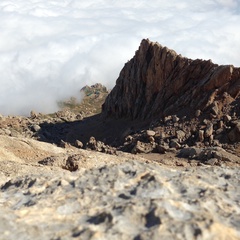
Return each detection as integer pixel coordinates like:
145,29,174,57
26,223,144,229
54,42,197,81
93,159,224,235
1,161,240,240
102,39,240,119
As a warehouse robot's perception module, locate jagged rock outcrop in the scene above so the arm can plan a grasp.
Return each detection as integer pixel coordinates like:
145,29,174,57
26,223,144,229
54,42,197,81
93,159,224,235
102,39,240,120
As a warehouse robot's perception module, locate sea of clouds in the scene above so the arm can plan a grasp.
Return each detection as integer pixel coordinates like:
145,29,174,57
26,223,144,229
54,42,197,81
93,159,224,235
0,0,240,115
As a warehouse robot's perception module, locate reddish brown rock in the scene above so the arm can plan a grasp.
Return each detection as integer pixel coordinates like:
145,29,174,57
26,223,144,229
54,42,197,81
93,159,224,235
102,39,240,120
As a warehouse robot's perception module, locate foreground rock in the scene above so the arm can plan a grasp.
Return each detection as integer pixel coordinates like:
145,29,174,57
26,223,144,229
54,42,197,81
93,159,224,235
1,160,240,240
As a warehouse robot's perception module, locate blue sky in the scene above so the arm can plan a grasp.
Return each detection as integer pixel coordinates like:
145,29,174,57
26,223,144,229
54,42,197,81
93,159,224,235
0,0,239,115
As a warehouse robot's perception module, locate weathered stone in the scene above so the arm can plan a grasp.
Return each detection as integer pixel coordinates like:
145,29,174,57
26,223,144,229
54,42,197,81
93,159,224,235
102,39,240,120
132,141,154,154
156,144,169,154
172,115,179,123
148,136,155,143
206,158,218,166
195,109,201,117
125,135,133,143
176,130,186,142
178,147,202,159
75,140,83,148
30,110,38,118
32,124,41,132
64,155,81,171
218,120,224,129
209,134,214,144
1,161,240,240
198,130,204,142
4,129,11,135
169,139,181,149
204,123,213,138
223,114,232,122
146,130,156,137
211,102,219,115
228,122,240,142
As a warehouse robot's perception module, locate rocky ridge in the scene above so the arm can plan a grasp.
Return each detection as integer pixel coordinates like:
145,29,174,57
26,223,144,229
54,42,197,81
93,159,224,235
100,39,240,163
103,39,240,120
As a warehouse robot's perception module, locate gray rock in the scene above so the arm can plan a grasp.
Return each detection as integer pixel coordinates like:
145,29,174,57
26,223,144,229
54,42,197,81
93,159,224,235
169,139,181,149
178,147,202,159
132,141,155,154
0,161,240,240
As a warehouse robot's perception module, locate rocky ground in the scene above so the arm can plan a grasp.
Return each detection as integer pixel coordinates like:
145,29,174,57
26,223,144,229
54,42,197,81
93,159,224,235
1,159,240,240
1,41,240,239
0,92,239,239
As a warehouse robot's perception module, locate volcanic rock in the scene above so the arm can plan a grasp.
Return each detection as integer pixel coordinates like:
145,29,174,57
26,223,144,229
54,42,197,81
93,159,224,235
1,160,240,240
102,39,240,120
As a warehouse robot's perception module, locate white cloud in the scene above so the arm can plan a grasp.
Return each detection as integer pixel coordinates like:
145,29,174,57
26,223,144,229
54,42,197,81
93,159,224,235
0,0,239,115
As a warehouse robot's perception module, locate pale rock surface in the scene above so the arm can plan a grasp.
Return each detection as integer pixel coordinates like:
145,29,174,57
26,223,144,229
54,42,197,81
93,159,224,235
0,160,240,240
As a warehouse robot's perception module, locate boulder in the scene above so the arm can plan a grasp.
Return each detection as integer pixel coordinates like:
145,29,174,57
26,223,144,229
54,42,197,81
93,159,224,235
132,141,155,154
228,121,240,142
176,130,186,142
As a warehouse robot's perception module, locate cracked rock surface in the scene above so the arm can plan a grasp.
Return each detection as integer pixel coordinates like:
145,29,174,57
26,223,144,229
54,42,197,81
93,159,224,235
1,160,240,240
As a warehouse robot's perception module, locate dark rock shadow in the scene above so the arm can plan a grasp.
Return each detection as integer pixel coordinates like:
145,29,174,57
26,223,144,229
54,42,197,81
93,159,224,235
36,114,150,148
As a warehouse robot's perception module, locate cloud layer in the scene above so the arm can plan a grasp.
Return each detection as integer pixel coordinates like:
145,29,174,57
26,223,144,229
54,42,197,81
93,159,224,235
0,0,240,115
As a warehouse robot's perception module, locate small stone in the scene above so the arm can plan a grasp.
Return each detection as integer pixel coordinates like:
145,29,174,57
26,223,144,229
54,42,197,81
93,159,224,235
164,116,172,123
156,144,169,154
195,109,201,117
64,155,81,171
132,141,154,154
209,135,214,144
4,129,11,135
172,115,180,123
223,115,231,122
32,124,41,132
148,136,155,143
75,140,83,148
211,103,219,115
218,120,224,129
125,135,133,142
203,119,209,125
176,130,186,142
30,110,38,118
159,131,166,139
169,139,181,149
198,130,204,142
228,122,240,142
204,123,213,138
178,147,202,159
146,130,156,137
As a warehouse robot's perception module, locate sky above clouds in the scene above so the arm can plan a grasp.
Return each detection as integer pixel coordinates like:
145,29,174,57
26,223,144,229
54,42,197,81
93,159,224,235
0,0,240,115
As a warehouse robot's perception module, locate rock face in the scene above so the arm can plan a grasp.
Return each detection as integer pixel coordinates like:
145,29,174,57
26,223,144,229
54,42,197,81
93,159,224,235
102,39,240,120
